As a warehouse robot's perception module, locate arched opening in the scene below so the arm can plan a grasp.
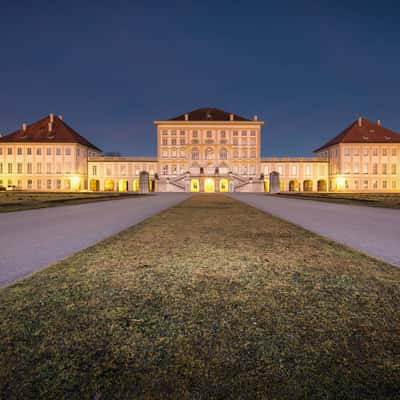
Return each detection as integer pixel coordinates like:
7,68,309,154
89,179,100,192
264,179,270,192
204,178,215,193
279,179,285,192
303,180,313,192
104,179,114,191
191,148,199,160
317,180,327,192
149,178,155,192
132,178,139,192
205,147,214,160
219,148,227,160
118,179,129,192
191,179,200,192
219,178,228,192
289,180,300,192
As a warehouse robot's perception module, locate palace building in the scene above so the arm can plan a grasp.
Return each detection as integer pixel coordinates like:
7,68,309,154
1,108,399,193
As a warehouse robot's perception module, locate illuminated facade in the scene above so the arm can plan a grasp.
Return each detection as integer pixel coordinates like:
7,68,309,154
1,109,399,192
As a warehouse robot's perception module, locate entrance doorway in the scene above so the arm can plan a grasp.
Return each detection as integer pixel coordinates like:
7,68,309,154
219,178,228,192
191,179,200,192
204,178,215,192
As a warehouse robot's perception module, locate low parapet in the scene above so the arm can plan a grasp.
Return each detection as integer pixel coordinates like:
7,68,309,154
261,157,328,163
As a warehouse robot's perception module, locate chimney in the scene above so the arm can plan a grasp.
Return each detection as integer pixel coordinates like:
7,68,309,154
184,113,189,121
377,119,381,126
253,114,258,121
357,116,362,127
229,113,234,121
48,122,52,132
49,113,54,123
22,122,27,132
58,114,63,121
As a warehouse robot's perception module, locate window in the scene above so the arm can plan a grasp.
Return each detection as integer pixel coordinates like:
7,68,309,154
382,164,387,175
250,138,256,145
171,148,177,158
372,163,378,174
382,148,387,156
205,148,214,160
220,130,226,138
37,180,42,190
27,147,32,155
382,180,387,189
180,138,185,145
250,130,256,136
47,163,51,174
363,148,369,156
56,179,61,189
17,163,22,174
191,148,199,160
0,148,2,156
354,180,359,190
241,130,247,136
47,180,52,189
171,138,177,145
291,165,297,175
192,131,198,138
7,163,12,174
344,147,350,156
362,163,368,174
37,163,42,173
305,165,311,176
233,130,238,136
36,148,42,155
353,148,359,156
162,130,168,136
363,180,368,189
373,148,378,156
180,130,185,136
7,148,12,155
27,179,32,189
65,163,71,174
391,164,397,175
264,165,269,175
17,147,22,155
392,181,397,189
344,163,350,174
277,165,283,175
206,130,212,138
56,148,61,156
171,130,176,136
65,148,71,156
171,165,177,174
77,148,80,157
219,148,227,160
392,148,397,156
46,148,52,156
241,149,248,158
372,180,378,189
353,163,359,174
242,138,248,145
162,165,168,175
250,148,256,158
233,138,238,145
162,150,168,158
180,150,185,158
92,166,97,176
162,138,168,145
0,163,2,173
56,163,61,174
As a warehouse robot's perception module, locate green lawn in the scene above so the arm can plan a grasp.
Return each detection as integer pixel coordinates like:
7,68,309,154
0,194,399,399
278,192,400,208
0,192,143,212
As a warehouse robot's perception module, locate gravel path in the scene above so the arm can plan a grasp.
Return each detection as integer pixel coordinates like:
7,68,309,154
230,193,400,267
0,193,190,286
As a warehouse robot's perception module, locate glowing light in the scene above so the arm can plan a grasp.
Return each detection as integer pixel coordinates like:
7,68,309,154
70,175,81,191
336,176,345,190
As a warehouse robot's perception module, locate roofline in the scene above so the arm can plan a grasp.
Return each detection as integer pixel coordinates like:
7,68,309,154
261,157,328,163
0,139,101,152
89,156,157,162
154,120,264,126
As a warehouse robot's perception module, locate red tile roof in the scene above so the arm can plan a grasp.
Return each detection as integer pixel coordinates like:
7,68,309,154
0,114,101,151
168,107,250,121
314,117,400,152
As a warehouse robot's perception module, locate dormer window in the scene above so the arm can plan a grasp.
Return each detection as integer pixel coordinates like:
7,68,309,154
206,112,212,120
362,136,369,140
384,136,391,140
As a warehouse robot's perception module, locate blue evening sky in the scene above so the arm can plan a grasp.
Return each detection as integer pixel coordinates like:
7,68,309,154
1,1,399,156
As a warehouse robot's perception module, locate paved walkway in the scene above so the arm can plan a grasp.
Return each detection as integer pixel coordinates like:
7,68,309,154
0,193,190,286
230,193,400,267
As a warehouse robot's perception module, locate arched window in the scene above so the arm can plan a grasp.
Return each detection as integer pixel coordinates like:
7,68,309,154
219,148,227,160
205,147,214,160
191,148,199,160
